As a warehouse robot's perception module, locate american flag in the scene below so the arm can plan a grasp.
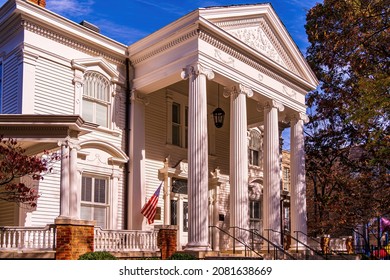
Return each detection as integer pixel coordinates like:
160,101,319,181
141,182,162,224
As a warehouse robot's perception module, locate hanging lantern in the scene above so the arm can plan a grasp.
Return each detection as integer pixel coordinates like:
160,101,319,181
213,84,225,128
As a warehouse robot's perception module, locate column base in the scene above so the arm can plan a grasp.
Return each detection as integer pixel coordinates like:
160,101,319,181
184,242,210,252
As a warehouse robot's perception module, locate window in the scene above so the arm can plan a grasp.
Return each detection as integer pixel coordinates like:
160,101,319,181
171,102,188,148
248,129,262,166
0,62,3,112
283,167,290,191
249,200,262,231
82,72,110,127
81,175,109,228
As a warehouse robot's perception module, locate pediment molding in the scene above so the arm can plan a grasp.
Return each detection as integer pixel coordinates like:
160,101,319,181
214,17,299,75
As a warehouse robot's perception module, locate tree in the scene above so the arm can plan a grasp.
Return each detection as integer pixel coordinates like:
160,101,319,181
0,137,58,207
304,0,390,236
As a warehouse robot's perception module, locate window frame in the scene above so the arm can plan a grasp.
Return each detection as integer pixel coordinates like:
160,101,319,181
82,71,111,128
80,174,110,229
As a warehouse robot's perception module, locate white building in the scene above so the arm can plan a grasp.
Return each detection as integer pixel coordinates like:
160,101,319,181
0,0,318,252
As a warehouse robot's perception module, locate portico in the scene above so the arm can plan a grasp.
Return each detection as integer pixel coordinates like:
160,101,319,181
129,4,318,251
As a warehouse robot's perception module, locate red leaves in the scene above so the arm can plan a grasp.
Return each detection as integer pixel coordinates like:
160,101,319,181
0,137,58,207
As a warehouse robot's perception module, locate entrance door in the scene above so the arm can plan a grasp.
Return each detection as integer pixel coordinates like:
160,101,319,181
171,198,188,250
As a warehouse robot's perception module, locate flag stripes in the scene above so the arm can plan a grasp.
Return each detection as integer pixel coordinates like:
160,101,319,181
141,182,162,224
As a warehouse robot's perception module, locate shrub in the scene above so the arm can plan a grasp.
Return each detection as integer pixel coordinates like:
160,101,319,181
168,252,197,260
78,251,117,260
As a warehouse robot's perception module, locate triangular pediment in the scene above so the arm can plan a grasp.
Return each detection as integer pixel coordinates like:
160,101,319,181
199,4,318,86
217,18,295,72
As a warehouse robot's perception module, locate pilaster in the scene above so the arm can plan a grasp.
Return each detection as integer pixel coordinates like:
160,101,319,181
128,89,148,230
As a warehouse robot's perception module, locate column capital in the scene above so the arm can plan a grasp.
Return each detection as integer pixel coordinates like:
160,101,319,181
131,89,150,105
181,63,214,80
289,112,309,124
258,100,285,112
223,84,253,98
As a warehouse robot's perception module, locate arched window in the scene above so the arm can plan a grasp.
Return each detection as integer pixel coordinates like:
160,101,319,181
82,71,110,127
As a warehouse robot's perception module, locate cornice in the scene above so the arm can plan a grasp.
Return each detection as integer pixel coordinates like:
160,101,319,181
21,19,126,65
198,29,308,95
130,29,199,65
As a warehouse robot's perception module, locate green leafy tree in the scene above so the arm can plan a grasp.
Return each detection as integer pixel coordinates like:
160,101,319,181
304,0,390,236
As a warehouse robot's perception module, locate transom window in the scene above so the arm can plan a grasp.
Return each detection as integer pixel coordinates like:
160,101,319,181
82,71,110,127
81,175,108,228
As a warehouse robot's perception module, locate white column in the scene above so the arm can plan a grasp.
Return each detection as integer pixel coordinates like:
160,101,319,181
290,112,309,248
58,141,70,218
128,90,148,230
263,100,284,246
225,84,252,246
68,140,80,219
181,63,213,251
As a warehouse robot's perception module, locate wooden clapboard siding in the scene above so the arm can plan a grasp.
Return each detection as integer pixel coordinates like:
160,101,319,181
2,53,19,114
34,57,74,114
29,160,61,226
0,200,18,226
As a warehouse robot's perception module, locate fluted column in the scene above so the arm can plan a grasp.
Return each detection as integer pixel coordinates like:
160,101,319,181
290,112,309,248
263,100,284,246
181,63,214,251
225,84,252,246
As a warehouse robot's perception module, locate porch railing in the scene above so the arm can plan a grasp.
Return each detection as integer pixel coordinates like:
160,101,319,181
0,225,56,251
94,227,159,252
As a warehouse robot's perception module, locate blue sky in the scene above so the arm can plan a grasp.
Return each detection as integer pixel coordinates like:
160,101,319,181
0,0,321,52
1,0,322,149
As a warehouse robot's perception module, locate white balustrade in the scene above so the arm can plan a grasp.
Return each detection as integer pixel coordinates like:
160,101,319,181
94,227,159,252
0,225,56,250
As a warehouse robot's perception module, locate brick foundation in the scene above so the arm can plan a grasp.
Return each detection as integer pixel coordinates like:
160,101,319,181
55,218,95,260
156,225,177,260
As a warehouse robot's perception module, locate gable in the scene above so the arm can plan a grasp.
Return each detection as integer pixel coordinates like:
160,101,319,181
215,16,298,75
199,4,318,87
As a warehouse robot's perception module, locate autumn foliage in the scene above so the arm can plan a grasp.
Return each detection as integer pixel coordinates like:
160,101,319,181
0,137,58,207
304,0,390,236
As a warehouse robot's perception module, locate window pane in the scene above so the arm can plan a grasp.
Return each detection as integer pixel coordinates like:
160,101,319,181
94,207,106,228
183,201,188,232
172,125,180,146
81,177,92,202
95,103,108,127
94,178,106,203
172,103,180,124
80,205,92,220
82,99,94,123
170,200,178,226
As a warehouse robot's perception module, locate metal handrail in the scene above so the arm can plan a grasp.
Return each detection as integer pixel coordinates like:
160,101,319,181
228,226,295,260
293,230,349,260
209,226,263,259
245,227,296,260
266,229,326,259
